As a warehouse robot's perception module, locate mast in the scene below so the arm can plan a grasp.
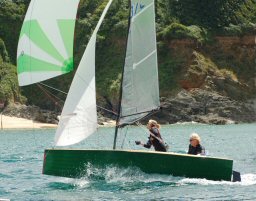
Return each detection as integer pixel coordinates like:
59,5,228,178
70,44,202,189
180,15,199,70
113,0,132,150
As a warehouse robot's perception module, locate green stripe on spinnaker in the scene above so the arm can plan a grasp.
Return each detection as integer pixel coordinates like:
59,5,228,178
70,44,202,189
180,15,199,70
17,54,73,73
63,57,74,72
19,20,65,64
58,19,76,59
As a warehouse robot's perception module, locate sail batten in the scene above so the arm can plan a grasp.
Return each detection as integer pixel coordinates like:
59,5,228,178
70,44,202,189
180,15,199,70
120,107,159,118
133,50,156,68
119,0,160,125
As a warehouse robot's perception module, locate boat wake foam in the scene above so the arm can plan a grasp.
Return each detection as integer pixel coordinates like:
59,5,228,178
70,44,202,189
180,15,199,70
179,173,256,186
50,164,256,188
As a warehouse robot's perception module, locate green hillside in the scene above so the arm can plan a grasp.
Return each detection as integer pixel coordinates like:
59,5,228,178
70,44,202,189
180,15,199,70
1,0,256,113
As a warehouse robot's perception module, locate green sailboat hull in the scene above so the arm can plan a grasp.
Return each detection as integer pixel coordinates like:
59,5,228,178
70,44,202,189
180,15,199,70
43,149,233,181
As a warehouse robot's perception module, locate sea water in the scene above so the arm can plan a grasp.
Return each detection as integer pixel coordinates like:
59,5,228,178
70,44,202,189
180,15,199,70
0,123,256,201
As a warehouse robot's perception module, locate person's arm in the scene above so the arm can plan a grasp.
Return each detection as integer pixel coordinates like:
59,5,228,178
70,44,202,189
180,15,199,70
142,139,152,149
199,146,206,155
187,144,192,154
195,145,205,155
135,139,152,149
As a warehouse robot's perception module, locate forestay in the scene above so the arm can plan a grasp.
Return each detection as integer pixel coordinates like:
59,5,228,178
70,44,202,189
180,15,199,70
55,0,113,146
17,0,79,86
119,0,160,125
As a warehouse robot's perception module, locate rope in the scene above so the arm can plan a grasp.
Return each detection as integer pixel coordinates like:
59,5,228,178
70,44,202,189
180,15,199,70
37,84,64,109
38,84,115,129
39,82,68,95
40,85,65,104
97,105,118,116
38,83,117,116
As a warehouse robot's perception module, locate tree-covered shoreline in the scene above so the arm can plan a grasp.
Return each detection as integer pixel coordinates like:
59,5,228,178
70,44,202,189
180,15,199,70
1,0,256,124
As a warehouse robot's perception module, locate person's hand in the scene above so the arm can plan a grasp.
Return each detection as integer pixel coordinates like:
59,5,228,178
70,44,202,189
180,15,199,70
135,141,141,145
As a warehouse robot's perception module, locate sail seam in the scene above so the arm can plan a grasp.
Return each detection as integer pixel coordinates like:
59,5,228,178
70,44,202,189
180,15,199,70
133,50,156,69
121,107,159,118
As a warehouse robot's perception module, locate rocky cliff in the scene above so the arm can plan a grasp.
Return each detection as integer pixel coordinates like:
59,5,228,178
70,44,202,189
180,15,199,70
147,35,256,124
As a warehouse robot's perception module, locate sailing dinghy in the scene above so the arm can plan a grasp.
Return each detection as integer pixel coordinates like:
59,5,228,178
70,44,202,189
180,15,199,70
17,0,239,182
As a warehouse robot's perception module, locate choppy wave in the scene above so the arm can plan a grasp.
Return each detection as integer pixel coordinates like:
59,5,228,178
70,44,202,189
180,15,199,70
174,121,201,125
52,165,256,189
2,125,256,200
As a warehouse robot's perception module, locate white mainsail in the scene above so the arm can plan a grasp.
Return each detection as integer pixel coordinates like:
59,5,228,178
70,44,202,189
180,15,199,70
55,0,113,146
119,0,160,125
17,0,80,86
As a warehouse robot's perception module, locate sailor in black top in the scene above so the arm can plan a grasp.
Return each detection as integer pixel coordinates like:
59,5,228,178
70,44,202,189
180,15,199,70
187,133,205,155
135,119,167,152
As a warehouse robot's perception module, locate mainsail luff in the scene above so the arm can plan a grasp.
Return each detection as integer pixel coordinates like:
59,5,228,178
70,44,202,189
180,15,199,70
55,0,113,146
118,0,160,126
113,0,132,150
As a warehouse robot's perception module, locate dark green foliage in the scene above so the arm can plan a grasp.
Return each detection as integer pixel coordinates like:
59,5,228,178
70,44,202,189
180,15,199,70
0,37,24,104
0,38,9,62
221,23,256,36
155,0,173,32
170,0,256,29
1,0,256,107
158,23,211,43
0,0,26,63
158,58,184,94
0,60,26,104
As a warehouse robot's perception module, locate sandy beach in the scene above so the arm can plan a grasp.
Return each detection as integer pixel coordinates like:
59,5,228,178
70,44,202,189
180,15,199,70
0,114,116,129
0,115,57,129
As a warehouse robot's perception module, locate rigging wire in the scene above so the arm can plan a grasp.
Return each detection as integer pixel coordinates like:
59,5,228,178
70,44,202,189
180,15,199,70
38,84,65,104
37,84,64,109
97,105,118,116
39,82,68,95
120,126,129,149
38,82,160,147
35,85,61,151
38,83,118,116
38,84,115,131
118,108,160,128
36,83,118,150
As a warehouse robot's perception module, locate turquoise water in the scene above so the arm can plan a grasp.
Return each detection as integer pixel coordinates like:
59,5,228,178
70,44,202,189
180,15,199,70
0,123,256,200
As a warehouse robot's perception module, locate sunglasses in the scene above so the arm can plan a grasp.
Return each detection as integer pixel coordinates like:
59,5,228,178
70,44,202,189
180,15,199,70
189,139,194,142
